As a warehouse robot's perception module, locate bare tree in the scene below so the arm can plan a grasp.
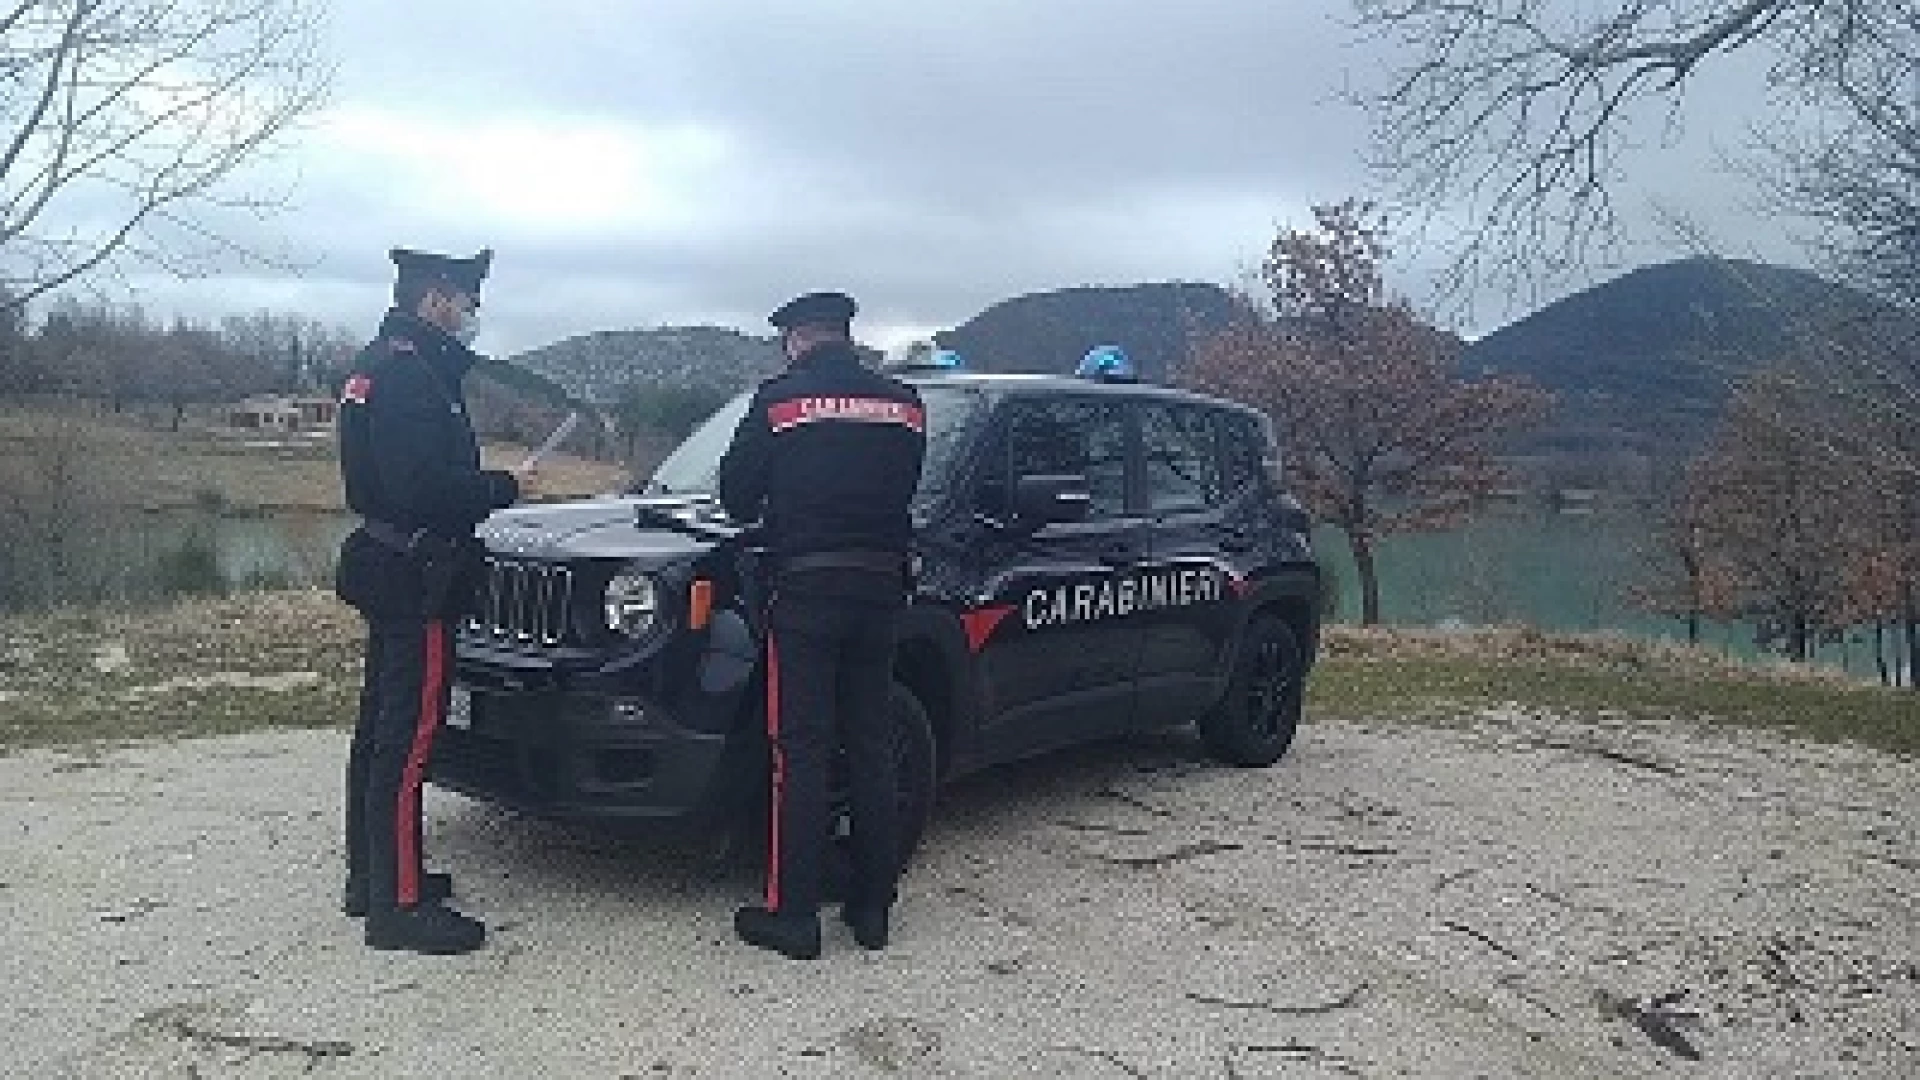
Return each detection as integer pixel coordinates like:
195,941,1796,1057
220,308,356,393
1186,199,1554,624
1349,1,1907,306
1,0,330,308
1743,3,1920,303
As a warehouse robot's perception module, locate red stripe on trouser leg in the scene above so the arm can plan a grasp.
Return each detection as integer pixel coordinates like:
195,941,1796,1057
397,620,447,907
765,631,784,911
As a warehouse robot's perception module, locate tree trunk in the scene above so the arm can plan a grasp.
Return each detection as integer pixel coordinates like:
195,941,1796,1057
1347,528,1382,626
1874,621,1890,687
1905,584,1919,691
1686,611,1700,645
1788,613,1811,663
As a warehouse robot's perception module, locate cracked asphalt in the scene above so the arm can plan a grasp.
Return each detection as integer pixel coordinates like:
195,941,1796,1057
3,709,1916,1078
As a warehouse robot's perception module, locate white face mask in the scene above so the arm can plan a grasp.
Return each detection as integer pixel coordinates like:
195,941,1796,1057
452,307,480,346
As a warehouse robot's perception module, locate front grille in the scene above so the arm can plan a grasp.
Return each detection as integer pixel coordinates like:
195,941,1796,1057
465,558,576,646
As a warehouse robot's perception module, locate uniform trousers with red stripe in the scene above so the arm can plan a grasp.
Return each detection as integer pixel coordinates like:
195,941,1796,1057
346,618,452,910
762,568,905,917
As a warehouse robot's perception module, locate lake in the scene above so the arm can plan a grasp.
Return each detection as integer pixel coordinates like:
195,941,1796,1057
5,503,1897,681
1312,506,1899,678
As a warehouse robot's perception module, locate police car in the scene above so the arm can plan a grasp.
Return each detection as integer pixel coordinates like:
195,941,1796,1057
433,347,1321,867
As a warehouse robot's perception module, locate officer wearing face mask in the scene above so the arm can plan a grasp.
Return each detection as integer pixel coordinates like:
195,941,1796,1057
332,247,520,955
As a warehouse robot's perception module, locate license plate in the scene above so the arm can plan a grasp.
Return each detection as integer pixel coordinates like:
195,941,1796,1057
446,685,473,729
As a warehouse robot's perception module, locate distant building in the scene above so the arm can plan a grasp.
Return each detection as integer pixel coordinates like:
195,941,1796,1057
226,395,337,433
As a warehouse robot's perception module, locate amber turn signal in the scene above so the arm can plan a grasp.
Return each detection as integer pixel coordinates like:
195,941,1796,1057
687,578,713,630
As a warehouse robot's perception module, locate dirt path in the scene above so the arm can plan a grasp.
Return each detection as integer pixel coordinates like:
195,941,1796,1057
3,710,1915,1078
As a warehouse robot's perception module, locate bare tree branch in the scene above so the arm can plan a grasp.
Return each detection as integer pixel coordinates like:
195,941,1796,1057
1349,0,1836,308
0,0,331,309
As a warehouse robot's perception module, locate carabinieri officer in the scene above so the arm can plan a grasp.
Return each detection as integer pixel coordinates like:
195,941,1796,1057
719,291,927,960
333,247,519,955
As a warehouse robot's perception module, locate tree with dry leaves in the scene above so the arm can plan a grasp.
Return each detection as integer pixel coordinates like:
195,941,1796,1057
1185,199,1554,624
1689,372,1874,661
1835,437,1920,685
1629,460,1742,645
1,0,330,309
1712,298,1920,678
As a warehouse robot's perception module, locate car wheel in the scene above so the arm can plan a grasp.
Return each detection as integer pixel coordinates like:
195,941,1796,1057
825,680,939,897
1198,614,1303,767
731,681,939,897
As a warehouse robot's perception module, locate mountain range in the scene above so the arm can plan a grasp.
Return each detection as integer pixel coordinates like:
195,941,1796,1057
1463,257,1885,455
500,257,1884,459
509,326,785,406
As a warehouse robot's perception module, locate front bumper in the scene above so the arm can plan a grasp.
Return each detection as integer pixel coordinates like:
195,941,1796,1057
429,620,764,828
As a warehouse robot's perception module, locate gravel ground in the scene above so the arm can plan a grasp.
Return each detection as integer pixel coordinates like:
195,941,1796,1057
3,710,1916,1078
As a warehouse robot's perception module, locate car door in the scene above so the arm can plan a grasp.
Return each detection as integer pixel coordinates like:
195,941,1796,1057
1133,400,1247,728
965,393,1148,760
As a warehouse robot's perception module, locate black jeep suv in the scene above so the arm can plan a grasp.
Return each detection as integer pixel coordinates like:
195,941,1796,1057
431,361,1321,865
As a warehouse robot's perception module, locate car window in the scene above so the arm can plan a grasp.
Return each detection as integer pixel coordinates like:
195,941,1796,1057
642,385,986,505
997,397,1129,519
1216,409,1268,498
1141,403,1223,514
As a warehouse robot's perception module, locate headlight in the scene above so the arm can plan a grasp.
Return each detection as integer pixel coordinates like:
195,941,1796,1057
603,570,661,636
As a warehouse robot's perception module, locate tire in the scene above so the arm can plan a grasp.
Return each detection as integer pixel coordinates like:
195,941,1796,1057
1198,614,1304,767
824,680,939,896
730,680,939,899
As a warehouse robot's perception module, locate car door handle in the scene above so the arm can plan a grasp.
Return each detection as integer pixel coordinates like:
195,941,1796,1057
1099,543,1138,567
1220,528,1256,553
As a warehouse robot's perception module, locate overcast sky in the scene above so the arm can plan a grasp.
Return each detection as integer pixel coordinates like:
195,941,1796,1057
116,0,1801,356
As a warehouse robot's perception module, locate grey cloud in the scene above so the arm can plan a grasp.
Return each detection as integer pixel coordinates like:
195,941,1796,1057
98,0,1803,352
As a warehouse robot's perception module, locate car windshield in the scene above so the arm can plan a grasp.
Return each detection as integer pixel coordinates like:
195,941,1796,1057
640,384,986,506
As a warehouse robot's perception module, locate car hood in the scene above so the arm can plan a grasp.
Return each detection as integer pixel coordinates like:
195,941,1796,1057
475,495,742,563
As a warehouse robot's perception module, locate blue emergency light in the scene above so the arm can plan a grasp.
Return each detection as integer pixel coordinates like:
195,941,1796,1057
886,347,966,376
1077,345,1136,382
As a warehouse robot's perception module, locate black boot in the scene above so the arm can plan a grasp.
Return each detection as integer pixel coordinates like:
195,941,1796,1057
343,872,453,918
734,906,821,960
364,902,486,955
841,904,891,951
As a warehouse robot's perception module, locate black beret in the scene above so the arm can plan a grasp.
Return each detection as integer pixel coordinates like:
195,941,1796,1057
390,247,493,298
768,291,857,331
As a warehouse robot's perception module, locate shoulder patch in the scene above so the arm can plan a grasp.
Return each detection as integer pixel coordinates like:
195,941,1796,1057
386,337,417,353
341,373,372,405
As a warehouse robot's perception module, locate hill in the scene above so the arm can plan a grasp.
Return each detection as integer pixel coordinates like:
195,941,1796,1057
463,356,604,450
1463,258,1887,456
508,327,786,406
933,282,1243,380
471,355,583,414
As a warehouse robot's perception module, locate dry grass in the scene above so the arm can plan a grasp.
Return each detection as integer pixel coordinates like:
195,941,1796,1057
0,590,361,749
0,404,629,512
1321,624,1871,687
3,591,1913,757
1312,625,1917,757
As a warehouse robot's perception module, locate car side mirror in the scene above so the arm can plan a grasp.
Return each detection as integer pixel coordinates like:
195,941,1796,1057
1011,474,1092,528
